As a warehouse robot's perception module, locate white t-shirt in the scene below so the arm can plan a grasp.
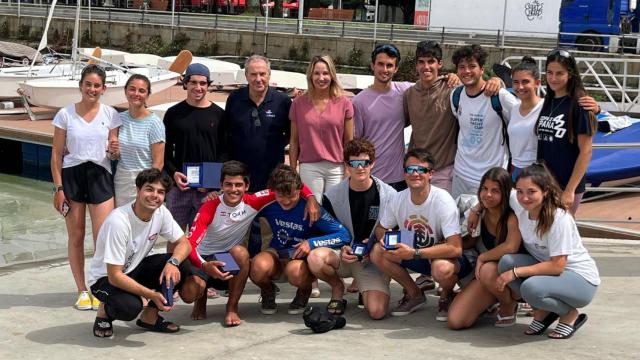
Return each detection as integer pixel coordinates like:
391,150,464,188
509,192,601,285
451,88,518,184
87,202,184,286
507,100,543,168
52,104,121,173
380,186,460,248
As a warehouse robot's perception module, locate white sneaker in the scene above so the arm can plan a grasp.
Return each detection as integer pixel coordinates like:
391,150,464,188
310,287,320,298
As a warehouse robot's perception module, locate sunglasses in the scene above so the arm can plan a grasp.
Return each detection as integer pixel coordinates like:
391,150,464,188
347,159,372,168
547,49,571,59
251,109,261,127
404,165,432,174
373,44,399,56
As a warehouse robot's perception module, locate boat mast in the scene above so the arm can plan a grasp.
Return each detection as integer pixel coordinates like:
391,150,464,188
29,0,58,72
71,1,81,78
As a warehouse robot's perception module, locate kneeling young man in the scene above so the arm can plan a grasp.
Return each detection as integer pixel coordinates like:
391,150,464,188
187,161,319,326
370,149,471,321
88,169,195,338
251,164,351,315
310,138,396,319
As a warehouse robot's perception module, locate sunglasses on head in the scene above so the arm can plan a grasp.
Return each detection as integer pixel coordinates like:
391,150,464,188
347,159,372,168
547,49,571,59
251,109,261,127
404,165,432,174
373,44,399,56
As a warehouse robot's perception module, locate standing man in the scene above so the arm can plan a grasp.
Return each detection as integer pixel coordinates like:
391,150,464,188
163,63,228,234
449,44,518,198
352,44,411,191
370,149,471,321
88,169,197,338
310,139,396,319
224,55,292,257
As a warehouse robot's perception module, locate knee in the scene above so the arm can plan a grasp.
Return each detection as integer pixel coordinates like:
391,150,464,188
497,254,518,273
108,297,143,322
366,304,387,320
478,262,498,285
230,246,250,268
432,261,455,282
519,280,540,303
250,256,271,279
447,314,472,330
179,276,205,304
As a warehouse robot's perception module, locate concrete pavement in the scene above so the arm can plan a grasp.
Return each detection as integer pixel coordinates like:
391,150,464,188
0,238,639,360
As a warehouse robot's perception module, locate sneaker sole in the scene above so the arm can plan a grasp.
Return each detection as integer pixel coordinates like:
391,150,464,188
287,309,305,315
260,308,277,315
390,301,425,316
75,304,93,311
435,315,448,322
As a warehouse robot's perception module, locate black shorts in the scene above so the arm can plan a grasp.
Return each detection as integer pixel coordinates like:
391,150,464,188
62,161,114,204
191,254,230,290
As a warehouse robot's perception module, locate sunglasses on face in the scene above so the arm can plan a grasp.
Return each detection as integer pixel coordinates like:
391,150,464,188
251,109,261,127
347,159,372,168
404,165,432,174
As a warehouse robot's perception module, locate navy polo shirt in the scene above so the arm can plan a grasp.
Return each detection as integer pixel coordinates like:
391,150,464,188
224,86,292,191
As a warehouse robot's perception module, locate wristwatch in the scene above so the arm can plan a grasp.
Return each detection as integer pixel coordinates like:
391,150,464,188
52,185,64,194
414,248,421,260
167,257,180,267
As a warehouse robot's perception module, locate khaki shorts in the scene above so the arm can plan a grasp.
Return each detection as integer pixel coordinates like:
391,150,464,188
337,257,390,295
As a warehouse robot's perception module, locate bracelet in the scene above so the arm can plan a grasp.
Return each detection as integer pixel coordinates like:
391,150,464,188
512,267,520,279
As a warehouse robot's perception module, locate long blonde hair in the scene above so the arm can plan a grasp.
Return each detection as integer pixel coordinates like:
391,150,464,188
306,55,342,99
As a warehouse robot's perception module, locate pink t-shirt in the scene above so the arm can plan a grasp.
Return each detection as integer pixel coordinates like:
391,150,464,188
289,94,354,164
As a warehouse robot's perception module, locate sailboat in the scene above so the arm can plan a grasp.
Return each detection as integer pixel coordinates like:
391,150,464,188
17,2,190,109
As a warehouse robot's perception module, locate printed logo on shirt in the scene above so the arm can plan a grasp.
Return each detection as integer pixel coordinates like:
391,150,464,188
537,114,566,141
148,233,158,242
123,251,136,273
276,229,292,245
534,242,548,251
255,190,270,197
368,206,379,220
274,218,304,231
229,208,247,221
462,112,484,148
404,214,436,248
265,109,275,118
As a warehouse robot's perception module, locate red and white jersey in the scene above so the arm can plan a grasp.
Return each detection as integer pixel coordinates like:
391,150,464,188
188,186,314,269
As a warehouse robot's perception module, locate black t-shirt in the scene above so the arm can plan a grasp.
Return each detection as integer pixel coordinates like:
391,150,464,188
163,100,227,177
349,184,380,243
536,96,593,193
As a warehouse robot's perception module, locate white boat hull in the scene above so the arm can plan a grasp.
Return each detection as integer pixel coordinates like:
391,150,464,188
18,68,179,108
0,64,75,98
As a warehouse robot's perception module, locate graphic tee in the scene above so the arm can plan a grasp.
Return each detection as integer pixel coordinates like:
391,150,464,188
380,186,460,248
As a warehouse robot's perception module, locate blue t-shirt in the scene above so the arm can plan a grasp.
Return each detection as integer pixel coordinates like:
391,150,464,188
536,95,594,193
259,198,351,251
224,87,292,191
118,111,165,170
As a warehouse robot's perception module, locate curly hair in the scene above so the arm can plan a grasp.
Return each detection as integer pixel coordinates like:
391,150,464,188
343,138,376,163
451,44,488,68
267,164,302,196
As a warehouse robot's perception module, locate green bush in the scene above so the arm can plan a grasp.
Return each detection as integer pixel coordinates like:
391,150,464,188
395,53,417,82
196,42,219,56
159,32,190,56
347,48,363,67
18,24,31,40
0,21,9,39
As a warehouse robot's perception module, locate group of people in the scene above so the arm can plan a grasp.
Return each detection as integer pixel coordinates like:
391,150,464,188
50,40,600,341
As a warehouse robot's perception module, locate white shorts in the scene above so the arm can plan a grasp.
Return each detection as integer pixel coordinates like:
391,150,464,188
114,167,140,207
337,259,390,295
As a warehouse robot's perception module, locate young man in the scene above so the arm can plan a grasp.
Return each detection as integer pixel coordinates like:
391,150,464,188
250,165,351,315
450,44,519,198
88,169,195,338
370,149,471,321
163,63,228,232
187,161,319,326
352,44,411,191
311,139,396,319
224,55,293,257
404,41,502,195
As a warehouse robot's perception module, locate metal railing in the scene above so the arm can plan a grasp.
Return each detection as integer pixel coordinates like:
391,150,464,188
502,56,640,113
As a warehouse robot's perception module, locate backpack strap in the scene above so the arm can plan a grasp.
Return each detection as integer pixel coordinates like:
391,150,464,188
452,86,463,115
490,94,512,167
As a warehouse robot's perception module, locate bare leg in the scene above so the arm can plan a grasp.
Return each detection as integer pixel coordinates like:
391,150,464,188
87,197,114,248
362,290,390,320
66,200,87,293
370,245,420,298
249,251,282,291
307,248,343,300
224,245,250,327
448,279,496,330
431,259,458,299
478,262,517,325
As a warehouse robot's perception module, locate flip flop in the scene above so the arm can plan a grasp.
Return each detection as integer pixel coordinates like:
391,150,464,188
495,305,518,328
524,312,560,335
327,299,347,316
548,313,588,339
93,316,113,338
136,315,180,333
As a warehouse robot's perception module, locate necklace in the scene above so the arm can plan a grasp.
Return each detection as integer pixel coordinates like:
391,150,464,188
547,96,567,116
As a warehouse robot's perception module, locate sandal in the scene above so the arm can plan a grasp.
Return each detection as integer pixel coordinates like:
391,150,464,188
548,313,588,339
495,308,517,328
327,299,347,316
524,312,560,335
93,316,113,338
136,315,180,333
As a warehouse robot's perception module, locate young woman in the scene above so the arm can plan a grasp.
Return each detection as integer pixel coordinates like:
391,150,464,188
448,167,522,330
112,74,165,207
51,64,121,310
497,163,600,339
288,54,354,202
536,49,598,214
507,57,543,181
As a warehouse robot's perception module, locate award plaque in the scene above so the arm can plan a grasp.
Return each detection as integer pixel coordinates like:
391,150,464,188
183,162,223,189
351,243,367,260
383,230,415,250
212,252,240,275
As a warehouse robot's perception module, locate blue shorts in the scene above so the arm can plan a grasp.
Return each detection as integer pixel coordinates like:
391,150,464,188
401,256,473,279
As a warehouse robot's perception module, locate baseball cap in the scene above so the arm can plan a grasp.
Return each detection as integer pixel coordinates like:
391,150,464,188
184,63,210,81
302,305,346,333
